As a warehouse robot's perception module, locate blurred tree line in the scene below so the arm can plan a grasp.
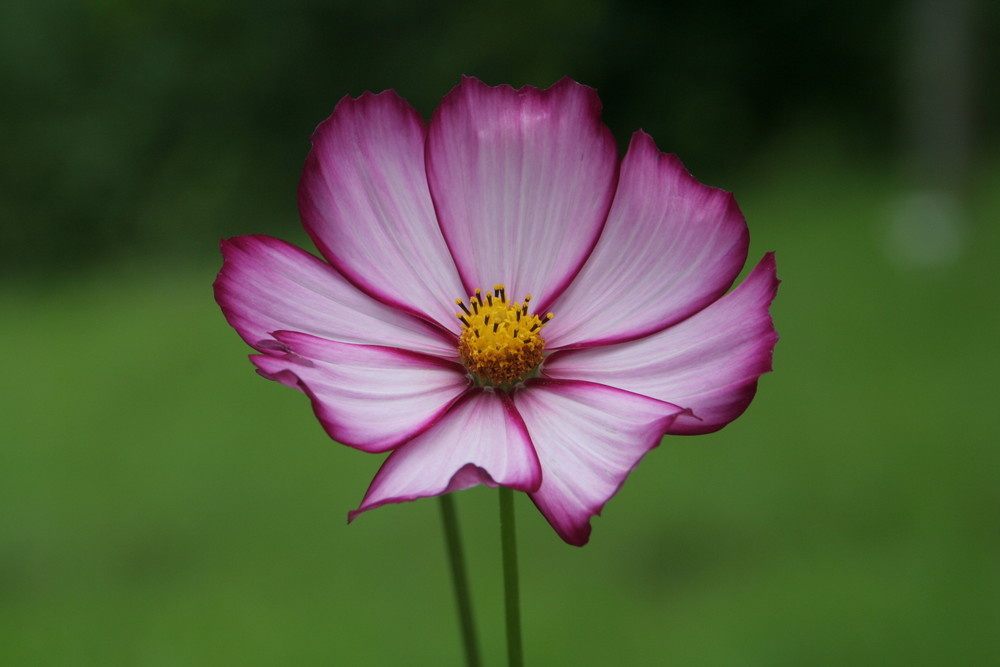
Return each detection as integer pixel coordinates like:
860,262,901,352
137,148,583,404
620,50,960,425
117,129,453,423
2,0,996,276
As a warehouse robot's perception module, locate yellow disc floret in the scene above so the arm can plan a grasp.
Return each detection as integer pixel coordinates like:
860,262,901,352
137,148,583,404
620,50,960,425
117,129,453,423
456,284,552,388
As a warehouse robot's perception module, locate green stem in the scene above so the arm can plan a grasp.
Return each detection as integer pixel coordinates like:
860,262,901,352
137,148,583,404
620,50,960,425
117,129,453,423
439,494,481,667
499,486,524,667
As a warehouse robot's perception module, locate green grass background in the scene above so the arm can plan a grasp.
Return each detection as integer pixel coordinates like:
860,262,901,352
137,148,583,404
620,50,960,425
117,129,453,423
2,147,998,665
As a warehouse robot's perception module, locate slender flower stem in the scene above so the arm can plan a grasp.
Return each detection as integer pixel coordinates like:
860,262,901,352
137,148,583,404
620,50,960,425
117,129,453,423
439,494,481,667
499,486,524,667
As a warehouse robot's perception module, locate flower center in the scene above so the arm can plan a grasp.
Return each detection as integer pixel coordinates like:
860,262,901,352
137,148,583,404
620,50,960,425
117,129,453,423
456,285,552,388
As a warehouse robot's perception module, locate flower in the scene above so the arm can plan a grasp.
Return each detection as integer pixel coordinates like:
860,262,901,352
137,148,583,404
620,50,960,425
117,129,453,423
214,77,778,546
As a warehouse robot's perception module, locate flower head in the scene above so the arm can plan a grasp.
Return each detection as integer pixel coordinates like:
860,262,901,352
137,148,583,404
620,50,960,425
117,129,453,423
214,77,778,546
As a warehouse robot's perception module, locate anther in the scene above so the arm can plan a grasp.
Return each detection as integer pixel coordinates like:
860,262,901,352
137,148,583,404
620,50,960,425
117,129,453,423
455,284,550,388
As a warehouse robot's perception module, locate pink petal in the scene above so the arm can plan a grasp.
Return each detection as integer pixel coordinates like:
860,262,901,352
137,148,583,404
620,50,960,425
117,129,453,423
349,390,541,520
545,132,749,349
513,379,688,546
545,253,779,434
214,235,456,357
299,90,465,330
251,332,469,453
426,77,618,309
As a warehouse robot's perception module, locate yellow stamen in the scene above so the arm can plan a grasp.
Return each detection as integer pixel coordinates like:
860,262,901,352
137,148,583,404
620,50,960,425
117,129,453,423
455,284,550,387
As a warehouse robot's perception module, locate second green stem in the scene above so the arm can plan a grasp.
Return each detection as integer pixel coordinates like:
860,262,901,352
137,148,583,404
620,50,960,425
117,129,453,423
499,486,523,667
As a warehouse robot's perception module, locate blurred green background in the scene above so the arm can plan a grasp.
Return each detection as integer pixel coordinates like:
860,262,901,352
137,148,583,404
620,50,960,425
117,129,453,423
2,0,998,664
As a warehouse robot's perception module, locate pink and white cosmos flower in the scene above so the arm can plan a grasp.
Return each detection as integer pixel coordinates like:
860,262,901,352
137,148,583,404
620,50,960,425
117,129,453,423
214,77,778,546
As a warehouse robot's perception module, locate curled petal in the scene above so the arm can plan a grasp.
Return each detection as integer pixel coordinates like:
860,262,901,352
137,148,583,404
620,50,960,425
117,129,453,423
545,253,779,434
514,379,688,546
427,77,618,308
251,332,469,452
214,235,455,357
546,131,749,349
299,90,465,330
349,391,541,520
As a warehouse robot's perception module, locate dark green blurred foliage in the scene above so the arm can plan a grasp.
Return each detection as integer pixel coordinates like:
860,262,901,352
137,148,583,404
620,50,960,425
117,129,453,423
9,0,997,275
